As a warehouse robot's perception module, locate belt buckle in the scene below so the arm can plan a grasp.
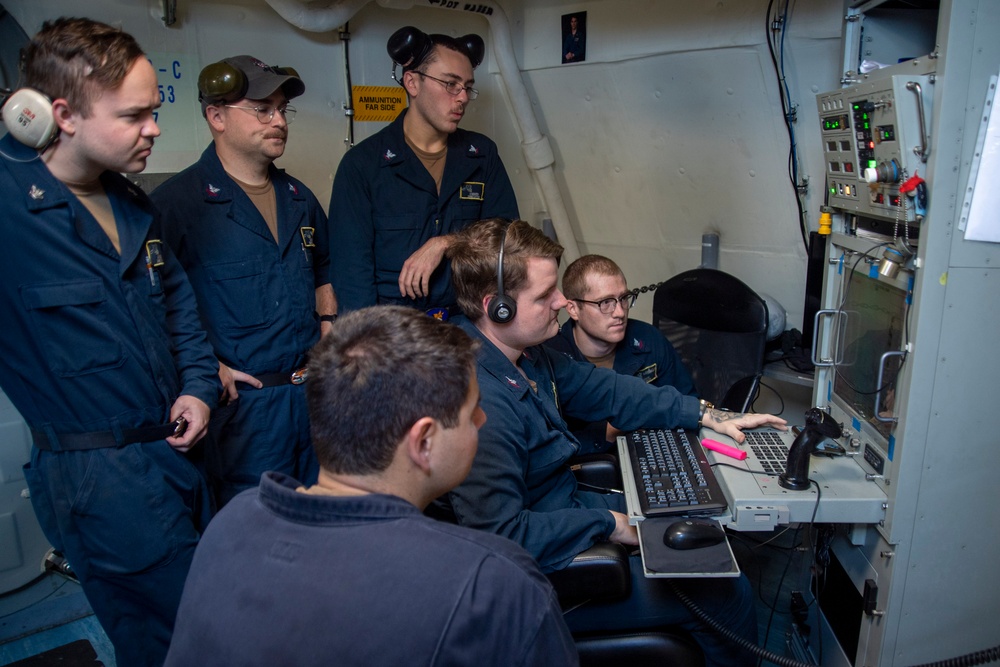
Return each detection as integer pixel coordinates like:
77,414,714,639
289,368,308,385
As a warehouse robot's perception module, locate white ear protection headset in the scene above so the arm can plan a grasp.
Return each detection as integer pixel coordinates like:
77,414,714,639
2,87,59,149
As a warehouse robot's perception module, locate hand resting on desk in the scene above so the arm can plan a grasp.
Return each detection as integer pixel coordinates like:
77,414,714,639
700,409,787,444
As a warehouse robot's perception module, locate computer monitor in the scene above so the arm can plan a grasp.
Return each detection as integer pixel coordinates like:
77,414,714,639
827,256,912,457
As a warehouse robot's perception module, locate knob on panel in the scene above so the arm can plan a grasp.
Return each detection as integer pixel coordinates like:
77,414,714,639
864,159,901,184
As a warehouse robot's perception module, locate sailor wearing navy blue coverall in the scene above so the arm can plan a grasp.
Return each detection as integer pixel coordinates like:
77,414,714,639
545,253,697,454
152,56,331,507
0,23,218,666
329,30,518,316
547,318,697,454
446,219,789,667
451,322,760,666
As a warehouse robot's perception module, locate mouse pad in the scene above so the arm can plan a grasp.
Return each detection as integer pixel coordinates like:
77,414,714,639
637,518,739,578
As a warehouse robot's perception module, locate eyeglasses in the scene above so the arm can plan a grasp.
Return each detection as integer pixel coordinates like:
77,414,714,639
416,71,479,100
224,103,297,124
574,293,637,315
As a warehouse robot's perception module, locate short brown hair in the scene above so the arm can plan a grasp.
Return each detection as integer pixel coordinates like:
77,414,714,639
449,219,563,321
562,254,626,301
419,36,475,71
306,306,480,475
23,17,145,116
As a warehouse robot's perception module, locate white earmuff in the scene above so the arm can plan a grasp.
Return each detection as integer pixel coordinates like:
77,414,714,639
2,88,58,149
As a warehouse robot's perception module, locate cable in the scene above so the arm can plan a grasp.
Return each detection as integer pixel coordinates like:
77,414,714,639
340,22,355,148
752,378,785,416
706,463,823,665
574,481,623,495
628,280,665,301
698,466,1000,665
727,525,800,618
0,143,43,163
0,575,70,621
765,0,809,254
671,579,816,667
758,523,802,666
908,646,1000,667
809,523,836,664
0,571,49,602
674,578,1000,667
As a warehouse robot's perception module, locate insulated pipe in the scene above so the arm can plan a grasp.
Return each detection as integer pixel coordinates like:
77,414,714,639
262,0,372,32
263,0,581,262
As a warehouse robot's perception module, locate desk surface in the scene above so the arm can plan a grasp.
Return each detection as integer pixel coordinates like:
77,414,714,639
618,429,887,532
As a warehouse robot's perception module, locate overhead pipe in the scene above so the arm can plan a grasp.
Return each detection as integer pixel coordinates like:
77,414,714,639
262,0,581,262
261,0,372,32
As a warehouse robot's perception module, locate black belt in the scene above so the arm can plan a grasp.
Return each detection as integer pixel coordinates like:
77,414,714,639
238,367,308,389
32,419,186,452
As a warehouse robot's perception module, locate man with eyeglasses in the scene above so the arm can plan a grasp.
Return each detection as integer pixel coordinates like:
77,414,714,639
328,27,518,318
445,219,787,666
546,255,697,455
152,55,334,507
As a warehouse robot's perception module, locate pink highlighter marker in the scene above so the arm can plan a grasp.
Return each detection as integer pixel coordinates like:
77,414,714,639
701,438,748,460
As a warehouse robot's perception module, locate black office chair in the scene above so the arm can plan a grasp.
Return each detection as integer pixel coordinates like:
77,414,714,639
547,465,704,666
427,466,705,666
548,542,705,666
652,268,769,412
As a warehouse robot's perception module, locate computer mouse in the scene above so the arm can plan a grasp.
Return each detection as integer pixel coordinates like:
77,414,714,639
663,519,726,550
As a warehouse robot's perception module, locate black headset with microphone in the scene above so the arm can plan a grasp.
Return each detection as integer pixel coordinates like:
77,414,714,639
488,224,517,324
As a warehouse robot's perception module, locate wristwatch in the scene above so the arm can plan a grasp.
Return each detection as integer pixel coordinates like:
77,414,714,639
319,313,338,323
697,398,714,426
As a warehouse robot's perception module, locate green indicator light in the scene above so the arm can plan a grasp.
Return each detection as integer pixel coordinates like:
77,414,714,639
868,160,877,168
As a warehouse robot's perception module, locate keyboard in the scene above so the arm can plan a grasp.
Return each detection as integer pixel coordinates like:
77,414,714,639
744,430,791,475
625,428,728,517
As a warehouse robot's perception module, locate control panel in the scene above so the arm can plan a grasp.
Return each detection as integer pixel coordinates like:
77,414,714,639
817,75,933,225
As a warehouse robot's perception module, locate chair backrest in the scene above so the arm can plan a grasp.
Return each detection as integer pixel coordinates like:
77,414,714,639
652,268,769,412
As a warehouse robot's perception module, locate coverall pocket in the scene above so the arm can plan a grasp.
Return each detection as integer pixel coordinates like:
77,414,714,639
204,257,272,331
373,214,422,272
21,280,125,377
68,446,179,575
454,201,484,225
22,460,64,553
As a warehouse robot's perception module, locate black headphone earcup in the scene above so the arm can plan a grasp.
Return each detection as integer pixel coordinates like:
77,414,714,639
197,61,247,103
460,34,486,69
489,296,517,324
387,26,433,70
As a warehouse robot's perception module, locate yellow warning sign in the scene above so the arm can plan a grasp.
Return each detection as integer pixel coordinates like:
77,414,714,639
352,86,408,122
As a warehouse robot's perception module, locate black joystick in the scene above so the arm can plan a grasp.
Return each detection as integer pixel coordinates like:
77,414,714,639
779,408,843,490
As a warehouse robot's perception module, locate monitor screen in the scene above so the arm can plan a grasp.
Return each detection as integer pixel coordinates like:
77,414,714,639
832,271,909,439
